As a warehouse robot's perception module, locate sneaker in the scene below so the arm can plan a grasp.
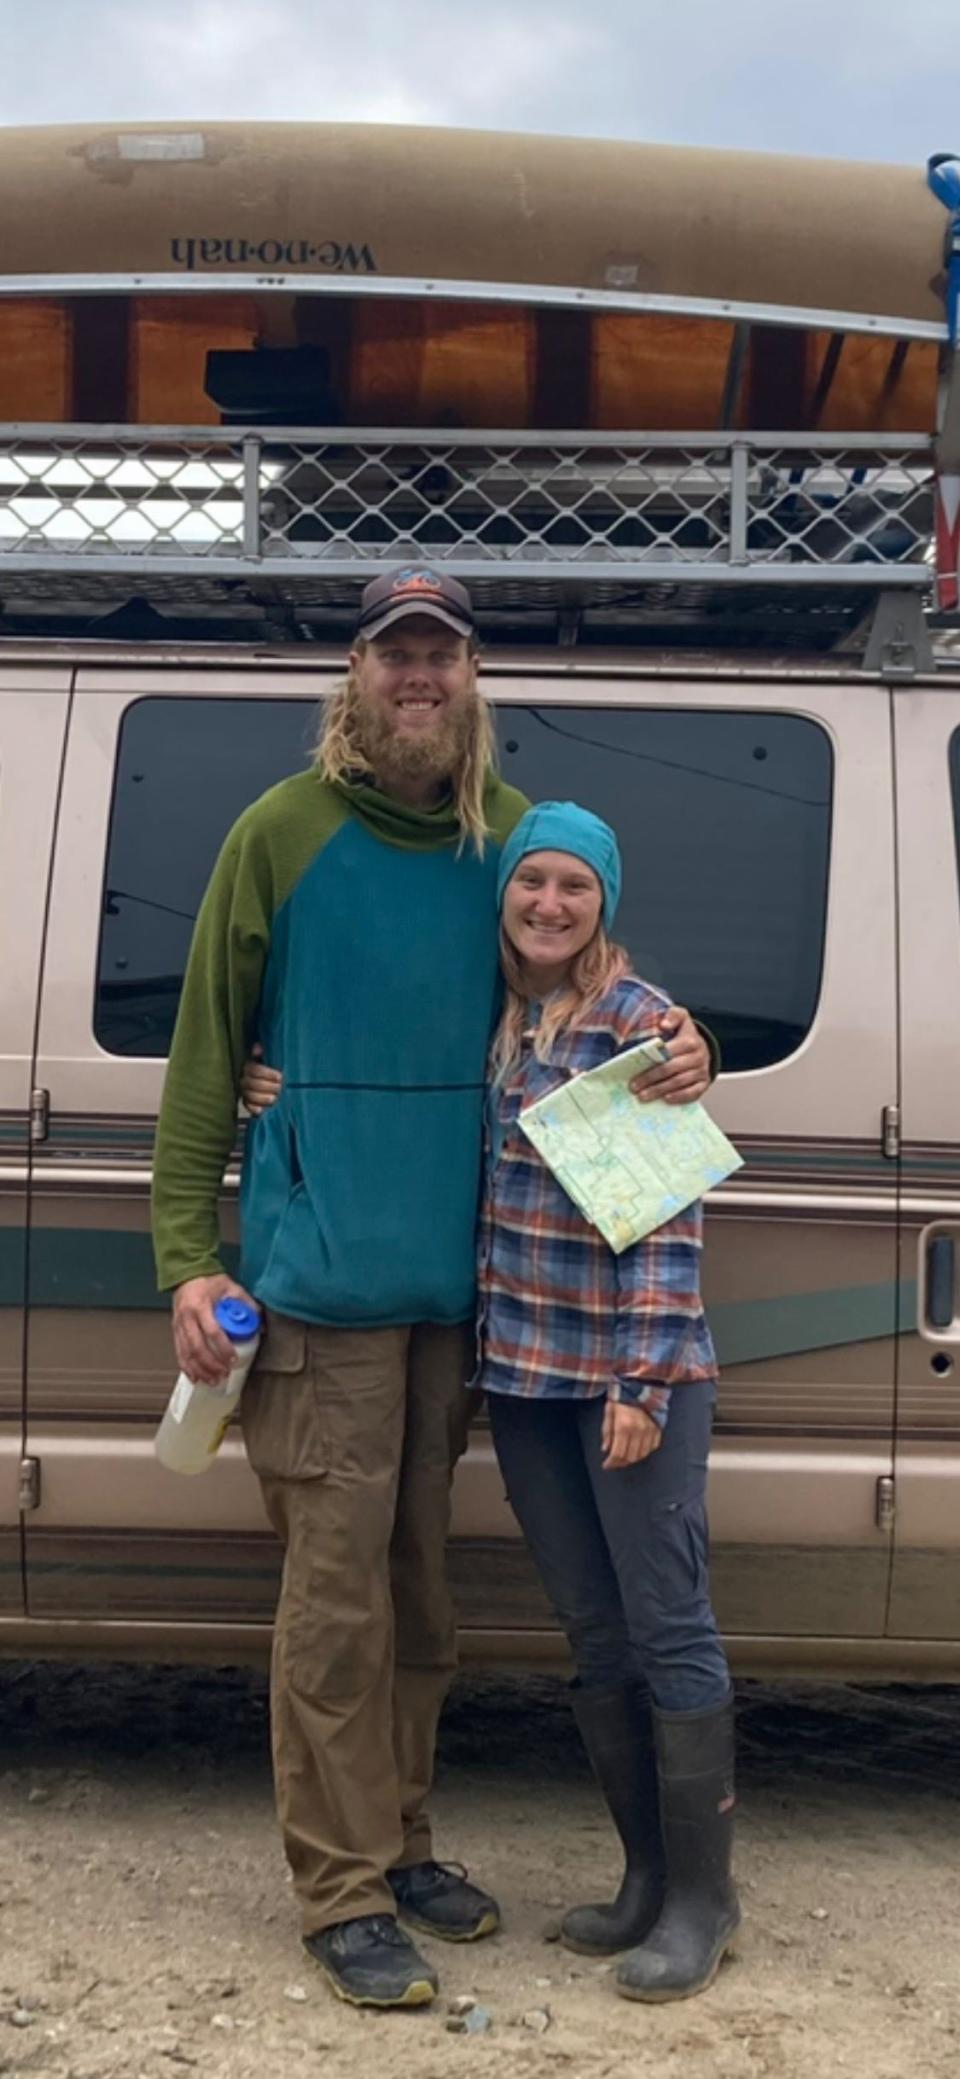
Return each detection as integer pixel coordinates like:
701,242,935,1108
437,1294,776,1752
304,1913,439,2008
389,1860,501,1942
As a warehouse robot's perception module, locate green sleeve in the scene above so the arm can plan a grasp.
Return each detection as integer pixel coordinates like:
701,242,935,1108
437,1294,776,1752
151,770,344,1292
151,815,275,1291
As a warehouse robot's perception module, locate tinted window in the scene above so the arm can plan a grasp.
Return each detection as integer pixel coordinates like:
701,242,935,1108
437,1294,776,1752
96,697,317,1056
498,706,832,1071
96,695,832,1071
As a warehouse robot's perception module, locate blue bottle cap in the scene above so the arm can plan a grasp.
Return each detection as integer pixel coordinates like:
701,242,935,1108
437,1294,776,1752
213,1296,262,1342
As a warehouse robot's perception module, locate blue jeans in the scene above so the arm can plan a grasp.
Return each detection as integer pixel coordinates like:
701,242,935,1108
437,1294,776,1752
487,1380,730,1713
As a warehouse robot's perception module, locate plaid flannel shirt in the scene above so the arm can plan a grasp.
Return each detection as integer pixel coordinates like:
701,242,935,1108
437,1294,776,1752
476,973,718,1422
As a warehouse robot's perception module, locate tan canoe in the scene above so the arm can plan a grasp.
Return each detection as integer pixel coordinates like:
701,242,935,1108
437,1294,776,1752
0,124,948,432
0,121,948,323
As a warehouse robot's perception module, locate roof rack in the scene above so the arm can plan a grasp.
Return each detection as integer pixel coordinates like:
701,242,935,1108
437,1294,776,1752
0,422,937,652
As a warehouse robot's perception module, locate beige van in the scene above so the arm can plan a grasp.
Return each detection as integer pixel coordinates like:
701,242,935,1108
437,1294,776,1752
1,639,959,1678
1,123,959,1677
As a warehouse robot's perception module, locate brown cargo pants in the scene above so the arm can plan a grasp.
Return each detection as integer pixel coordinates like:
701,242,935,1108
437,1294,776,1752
240,1310,475,1936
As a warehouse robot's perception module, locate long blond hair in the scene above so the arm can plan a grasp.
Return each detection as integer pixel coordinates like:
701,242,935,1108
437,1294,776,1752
490,921,631,1083
314,638,495,853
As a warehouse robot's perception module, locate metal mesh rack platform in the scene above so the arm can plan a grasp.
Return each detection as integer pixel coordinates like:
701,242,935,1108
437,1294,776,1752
0,424,936,644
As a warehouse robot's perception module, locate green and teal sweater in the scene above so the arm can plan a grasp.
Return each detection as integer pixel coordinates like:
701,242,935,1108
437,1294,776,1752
152,768,529,1326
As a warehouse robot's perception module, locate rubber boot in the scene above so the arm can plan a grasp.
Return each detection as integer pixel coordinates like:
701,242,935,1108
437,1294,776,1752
560,1685,665,1956
616,1694,740,2002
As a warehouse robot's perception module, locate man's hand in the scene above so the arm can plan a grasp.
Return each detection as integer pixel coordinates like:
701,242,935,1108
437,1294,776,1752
601,1399,663,1469
173,1272,259,1385
632,1006,711,1106
240,1043,284,1117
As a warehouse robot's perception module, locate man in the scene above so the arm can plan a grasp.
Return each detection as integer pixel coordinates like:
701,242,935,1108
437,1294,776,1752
152,568,713,2011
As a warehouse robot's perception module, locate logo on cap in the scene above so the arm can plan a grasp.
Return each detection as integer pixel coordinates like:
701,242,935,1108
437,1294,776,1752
391,569,444,596
356,564,475,637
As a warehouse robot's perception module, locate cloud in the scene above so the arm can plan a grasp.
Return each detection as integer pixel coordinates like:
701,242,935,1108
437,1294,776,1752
0,0,958,165
0,0,601,132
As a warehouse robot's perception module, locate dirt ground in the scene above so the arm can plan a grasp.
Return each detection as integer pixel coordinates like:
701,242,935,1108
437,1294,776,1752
0,1664,958,2079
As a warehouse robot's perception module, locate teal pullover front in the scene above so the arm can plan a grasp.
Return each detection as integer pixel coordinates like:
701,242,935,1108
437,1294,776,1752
152,766,529,1326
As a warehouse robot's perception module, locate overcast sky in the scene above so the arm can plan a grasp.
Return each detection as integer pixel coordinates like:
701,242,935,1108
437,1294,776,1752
1,0,958,166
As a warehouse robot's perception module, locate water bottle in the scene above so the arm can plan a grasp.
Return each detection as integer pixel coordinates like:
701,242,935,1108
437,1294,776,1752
155,1296,261,1476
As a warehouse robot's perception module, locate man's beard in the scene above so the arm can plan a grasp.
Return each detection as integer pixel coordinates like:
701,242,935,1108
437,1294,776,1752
355,691,475,793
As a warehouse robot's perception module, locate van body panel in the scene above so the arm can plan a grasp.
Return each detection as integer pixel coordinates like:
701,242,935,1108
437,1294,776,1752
0,675,72,1615
890,688,960,1639
21,659,900,1645
0,1426,23,1615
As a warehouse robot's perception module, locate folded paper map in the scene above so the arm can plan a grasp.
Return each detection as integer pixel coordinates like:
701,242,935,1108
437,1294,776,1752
518,1036,743,1252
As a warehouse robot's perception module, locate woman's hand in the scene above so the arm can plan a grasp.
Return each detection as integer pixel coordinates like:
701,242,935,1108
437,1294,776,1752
601,1398,663,1469
631,1007,711,1106
240,1043,284,1117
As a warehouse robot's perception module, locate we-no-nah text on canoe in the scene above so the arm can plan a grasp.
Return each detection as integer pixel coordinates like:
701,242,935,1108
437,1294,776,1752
170,237,379,272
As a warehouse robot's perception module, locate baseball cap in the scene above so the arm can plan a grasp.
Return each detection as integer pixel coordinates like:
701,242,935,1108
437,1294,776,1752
355,567,476,643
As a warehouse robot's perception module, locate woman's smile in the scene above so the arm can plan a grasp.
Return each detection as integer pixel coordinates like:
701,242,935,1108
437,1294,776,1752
502,850,604,986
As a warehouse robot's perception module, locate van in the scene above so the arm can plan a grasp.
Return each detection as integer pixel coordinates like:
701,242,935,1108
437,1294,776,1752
1,631,959,1677
1,123,959,1677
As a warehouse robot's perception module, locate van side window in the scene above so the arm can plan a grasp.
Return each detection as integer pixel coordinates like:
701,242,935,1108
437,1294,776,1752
95,695,833,1073
497,706,833,1072
95,697,317,1058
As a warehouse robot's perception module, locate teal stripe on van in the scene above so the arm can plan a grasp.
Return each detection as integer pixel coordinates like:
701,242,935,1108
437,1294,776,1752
0,1229,239,1311
709,1280,916,1366
0,1229,25,1307
0,1222,921,1367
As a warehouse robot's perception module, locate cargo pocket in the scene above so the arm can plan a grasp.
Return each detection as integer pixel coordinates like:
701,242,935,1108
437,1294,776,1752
649,1491,710,1611
240,1313,328,1482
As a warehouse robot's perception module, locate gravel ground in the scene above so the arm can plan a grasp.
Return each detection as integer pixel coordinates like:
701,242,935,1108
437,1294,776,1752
0,1663,958,2079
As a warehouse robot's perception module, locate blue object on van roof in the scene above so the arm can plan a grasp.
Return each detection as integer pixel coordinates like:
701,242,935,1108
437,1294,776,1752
927,153,960,343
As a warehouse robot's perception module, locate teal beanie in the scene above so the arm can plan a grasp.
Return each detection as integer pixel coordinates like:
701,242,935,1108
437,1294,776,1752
496,802,622,929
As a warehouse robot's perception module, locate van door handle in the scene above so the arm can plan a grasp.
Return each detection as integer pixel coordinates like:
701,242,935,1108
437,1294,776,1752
927,1234,956,1331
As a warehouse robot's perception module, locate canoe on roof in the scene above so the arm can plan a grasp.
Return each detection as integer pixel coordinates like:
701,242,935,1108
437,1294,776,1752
0,125,949,436
0,122,948,333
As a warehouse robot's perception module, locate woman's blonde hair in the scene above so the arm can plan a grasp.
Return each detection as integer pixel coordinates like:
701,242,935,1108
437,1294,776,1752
314,638,495,853
490,918,631,1084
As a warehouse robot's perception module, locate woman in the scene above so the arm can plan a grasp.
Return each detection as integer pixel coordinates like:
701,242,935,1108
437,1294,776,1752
242,800,738,2004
